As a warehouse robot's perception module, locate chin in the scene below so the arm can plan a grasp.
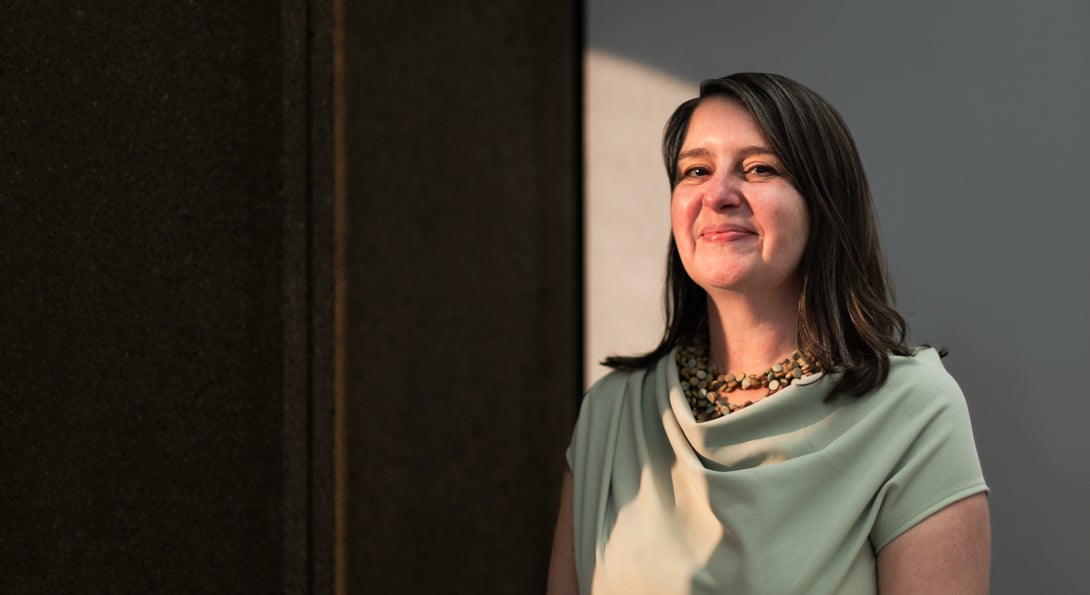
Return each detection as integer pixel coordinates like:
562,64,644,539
694,274,750,293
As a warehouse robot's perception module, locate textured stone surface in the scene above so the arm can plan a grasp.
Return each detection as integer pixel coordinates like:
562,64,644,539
0,3,295,592
343,0,581,592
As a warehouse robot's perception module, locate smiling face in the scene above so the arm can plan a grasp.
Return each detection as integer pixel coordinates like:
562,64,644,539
670,95,810,299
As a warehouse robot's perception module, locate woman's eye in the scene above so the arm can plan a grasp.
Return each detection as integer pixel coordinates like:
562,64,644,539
744,164,777,176
684,166,710,178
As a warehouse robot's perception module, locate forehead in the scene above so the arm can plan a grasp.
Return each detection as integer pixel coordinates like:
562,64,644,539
682,96,768,148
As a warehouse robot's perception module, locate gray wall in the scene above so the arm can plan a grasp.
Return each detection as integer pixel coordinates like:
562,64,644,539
587,0,1090,592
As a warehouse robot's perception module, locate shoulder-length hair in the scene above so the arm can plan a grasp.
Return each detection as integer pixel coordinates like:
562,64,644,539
604,72,911,401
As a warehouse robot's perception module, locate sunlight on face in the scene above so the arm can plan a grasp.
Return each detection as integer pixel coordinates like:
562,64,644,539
671,96,809,299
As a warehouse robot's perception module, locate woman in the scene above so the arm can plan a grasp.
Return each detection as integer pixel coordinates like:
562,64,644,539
548,73,989,594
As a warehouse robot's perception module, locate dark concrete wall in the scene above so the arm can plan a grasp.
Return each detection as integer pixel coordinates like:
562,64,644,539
0,2,333,592
343,1,581,592
1,0,579,592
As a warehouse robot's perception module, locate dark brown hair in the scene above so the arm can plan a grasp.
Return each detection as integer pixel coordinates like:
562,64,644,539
604,72,910,400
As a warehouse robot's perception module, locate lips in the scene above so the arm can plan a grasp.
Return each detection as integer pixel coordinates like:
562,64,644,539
698,223,757,242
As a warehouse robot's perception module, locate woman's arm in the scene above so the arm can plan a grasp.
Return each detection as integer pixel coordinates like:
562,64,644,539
547,470,579,595
876,493,991,594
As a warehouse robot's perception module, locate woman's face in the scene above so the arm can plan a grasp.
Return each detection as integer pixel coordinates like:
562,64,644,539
671,96,810,298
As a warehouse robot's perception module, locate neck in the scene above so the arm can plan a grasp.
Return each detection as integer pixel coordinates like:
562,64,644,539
704,282,802,374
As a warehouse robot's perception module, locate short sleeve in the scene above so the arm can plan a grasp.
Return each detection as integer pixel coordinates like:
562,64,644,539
565,377,618,475
868,355,989,550
565,424,577,471
565,387,594,472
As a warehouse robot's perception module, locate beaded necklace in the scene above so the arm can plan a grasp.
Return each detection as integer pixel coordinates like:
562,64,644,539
676,341,825,422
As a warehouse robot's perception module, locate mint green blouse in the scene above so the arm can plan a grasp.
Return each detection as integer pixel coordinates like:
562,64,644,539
566,347,988,594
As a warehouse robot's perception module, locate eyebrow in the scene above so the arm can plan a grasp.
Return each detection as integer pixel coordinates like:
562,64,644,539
676,145,777,162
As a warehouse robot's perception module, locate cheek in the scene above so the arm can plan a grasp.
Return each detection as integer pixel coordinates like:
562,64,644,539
791,196,810,243
670,191,698,239
758,192,808,256
778,197,810,259
670,202,684,237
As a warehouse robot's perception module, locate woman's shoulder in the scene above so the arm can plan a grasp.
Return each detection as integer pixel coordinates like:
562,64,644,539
567,357,669,471
887,346,960,388
878,346,969,412
580,350,674,413
583,360,658,403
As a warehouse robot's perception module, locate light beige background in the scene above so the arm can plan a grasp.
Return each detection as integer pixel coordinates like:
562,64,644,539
584,49,693,386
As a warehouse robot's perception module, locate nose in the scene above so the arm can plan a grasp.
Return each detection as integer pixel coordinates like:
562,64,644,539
701,173,742,211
